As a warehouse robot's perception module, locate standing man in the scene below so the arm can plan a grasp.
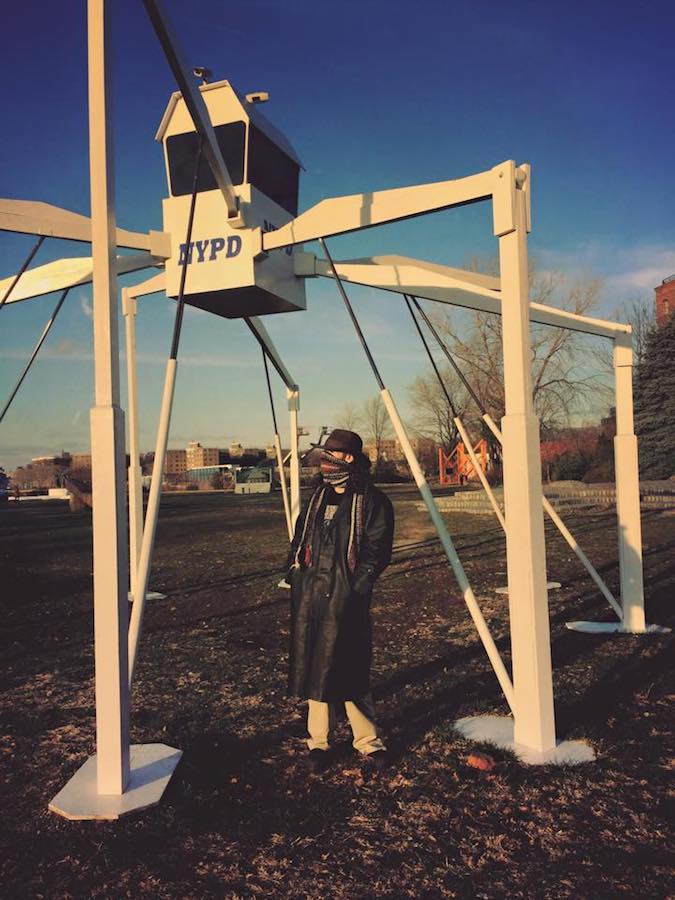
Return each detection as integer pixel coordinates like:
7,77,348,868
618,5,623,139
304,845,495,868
286,429,395,771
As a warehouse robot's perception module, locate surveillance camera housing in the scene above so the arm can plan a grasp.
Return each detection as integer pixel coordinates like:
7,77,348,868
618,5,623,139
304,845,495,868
245,91,269,104
193,66,213,82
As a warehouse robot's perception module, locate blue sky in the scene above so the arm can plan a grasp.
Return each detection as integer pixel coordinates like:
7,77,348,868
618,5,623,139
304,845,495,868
1,0,674,469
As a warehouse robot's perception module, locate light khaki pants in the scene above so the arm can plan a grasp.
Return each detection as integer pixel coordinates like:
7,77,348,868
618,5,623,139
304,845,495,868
307,694,386,755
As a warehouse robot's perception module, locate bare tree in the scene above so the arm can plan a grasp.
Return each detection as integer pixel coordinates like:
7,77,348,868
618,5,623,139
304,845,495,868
592,296,656,392
620,297,656,369
361,395,393,463
417,260,606,434
333,401,362,431
407,365,472,450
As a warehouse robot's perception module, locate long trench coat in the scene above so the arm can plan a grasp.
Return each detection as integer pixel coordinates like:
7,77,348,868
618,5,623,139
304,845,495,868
287,482,394,702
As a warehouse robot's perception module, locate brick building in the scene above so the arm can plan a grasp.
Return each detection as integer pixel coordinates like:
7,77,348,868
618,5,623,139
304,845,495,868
656,275,675,327
364,439,400,463
164,449,187,476
70,453,92,470
186,441,219,469
11,453,71,490
363,436,437,465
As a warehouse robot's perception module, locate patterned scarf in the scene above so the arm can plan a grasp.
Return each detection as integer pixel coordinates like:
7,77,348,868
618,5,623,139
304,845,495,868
293,471,366,573
319,449,352,486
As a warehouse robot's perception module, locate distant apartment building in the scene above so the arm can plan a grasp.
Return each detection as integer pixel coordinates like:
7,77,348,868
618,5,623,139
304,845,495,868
229,442,265,460
364,439,400,463
70,453,92,471
186,441,219,469
362,436,437,473
656,275,675,327
11,453,72,490
164,449,187,476
265,443,290,461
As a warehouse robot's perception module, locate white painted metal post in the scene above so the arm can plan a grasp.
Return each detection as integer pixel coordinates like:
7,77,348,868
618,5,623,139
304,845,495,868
380,389,515,710
481,413,622,619
86,0,130,795
613,334,646,632
497,170,556,754
288,387,301,529
128,359,178,683
122,289,143,603
274,433,293,540
454,417,506,529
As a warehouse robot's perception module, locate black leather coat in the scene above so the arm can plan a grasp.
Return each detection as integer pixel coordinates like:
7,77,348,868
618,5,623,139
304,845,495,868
287,483,394,702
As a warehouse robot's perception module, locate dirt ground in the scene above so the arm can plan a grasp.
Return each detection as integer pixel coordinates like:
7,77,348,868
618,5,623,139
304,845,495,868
1,488,673,898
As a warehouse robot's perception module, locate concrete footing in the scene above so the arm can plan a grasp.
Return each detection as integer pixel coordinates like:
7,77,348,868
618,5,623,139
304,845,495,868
565,620,671,634
49,743,182,820
495,581,561,595
453,715,595,765
128,591,166,603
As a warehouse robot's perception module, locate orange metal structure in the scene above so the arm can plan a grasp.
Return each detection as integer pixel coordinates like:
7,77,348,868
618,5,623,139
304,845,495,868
438,438,489,486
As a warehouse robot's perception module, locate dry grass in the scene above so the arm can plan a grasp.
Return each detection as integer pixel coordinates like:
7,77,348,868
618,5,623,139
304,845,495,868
1,490,673,898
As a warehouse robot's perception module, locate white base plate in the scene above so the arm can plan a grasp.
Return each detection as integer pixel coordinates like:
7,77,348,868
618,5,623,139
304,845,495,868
495,581,561,595
453,715,595,765
128,591,166,603
565,620,671,634
48,743,182,820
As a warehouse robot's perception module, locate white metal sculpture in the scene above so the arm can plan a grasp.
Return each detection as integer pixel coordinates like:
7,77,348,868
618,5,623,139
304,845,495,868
0,0,666,819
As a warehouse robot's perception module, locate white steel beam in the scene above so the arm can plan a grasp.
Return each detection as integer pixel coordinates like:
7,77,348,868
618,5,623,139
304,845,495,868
274,433,293,540
613,335,646,631
128,357,178,684
479,414,622,619
498,184,556,756
123,271,169,606
287,388,301,529
303,254,630,340
381,390,515,711
127,272,166,299
0,253,164,305
50,0,181,820
86,0,130,798
454,416,506,529
263,167,500,251
244,316,297,391
0,199,169,253
122,289,143,606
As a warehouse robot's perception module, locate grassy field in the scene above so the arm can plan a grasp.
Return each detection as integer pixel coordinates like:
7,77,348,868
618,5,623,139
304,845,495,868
1,489,673,898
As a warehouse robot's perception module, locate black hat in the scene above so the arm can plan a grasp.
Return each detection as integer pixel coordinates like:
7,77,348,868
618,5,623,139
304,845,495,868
324,429,363,457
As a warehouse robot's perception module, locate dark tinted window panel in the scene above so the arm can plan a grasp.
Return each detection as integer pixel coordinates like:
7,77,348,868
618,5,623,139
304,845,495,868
248,124,299,215
167,122,246,196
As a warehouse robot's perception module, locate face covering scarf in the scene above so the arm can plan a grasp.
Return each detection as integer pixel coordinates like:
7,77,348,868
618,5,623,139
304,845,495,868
319,448,352,486
293,450,365,572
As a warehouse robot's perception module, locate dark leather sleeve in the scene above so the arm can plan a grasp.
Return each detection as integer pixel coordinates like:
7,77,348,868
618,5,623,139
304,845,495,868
353,488,395,592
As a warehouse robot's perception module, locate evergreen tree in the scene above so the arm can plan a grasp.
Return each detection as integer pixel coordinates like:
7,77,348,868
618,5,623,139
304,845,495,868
634,314,675,478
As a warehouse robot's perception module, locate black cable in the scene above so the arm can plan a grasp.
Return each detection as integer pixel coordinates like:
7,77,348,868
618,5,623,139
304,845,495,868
411,296,486,416
261,346,279,435
0,288,69,424
0,235,46,312
319,238,385,390
169,137,203,360
404,294,458,419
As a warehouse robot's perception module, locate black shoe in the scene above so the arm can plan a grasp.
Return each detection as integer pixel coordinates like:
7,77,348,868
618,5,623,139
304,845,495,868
307,749,330,774
365,749,389,770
